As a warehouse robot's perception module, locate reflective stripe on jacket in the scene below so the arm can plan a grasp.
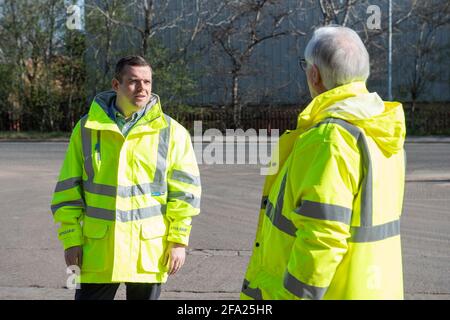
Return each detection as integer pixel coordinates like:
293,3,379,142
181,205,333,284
241,82,406,299
51,91,201,283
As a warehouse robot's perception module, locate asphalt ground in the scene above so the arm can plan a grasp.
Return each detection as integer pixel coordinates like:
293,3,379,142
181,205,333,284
0,141,448,300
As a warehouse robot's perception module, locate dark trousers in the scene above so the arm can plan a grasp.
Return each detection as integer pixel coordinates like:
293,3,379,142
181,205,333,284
75,283,161,300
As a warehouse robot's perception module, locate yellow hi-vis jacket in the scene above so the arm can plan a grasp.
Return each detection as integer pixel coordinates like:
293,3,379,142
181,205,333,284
51,91,201,283
241,81,406,300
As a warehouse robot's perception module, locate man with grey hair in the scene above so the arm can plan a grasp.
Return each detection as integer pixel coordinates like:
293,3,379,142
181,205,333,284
241,25,406,300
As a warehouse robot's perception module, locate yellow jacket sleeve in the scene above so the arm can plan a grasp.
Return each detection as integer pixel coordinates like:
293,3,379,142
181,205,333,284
166,126,201,246
51,121,85,250
284,126,359,299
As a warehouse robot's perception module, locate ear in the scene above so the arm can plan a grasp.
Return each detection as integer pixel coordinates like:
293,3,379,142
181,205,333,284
112,78,120,92
311,64,322,86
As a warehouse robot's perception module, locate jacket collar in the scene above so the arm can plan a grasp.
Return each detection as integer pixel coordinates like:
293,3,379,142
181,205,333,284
85,91,167,135
296,81,405,155
297,81,369,131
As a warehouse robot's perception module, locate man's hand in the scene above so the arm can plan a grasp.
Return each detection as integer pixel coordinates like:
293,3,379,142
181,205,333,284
166,242,186,275
65,246,83,268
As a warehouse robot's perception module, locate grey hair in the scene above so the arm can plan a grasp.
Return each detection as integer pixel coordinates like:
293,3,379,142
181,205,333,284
304,25,370,90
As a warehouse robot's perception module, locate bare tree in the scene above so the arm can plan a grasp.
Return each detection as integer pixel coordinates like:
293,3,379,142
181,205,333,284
314,0,432,101
86,0,130,95
87,0,211,58
400,1,450,109
318,0,361,26
85,0,224,106
206,0,305,127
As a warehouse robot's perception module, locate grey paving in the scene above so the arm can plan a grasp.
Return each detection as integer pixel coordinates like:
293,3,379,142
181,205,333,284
0,141,448,300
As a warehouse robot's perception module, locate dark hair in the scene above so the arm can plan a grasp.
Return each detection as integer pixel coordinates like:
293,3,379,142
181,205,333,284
114,55,152,82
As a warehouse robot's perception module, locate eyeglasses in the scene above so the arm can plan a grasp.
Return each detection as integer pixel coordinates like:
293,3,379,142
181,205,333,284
299,58,308,71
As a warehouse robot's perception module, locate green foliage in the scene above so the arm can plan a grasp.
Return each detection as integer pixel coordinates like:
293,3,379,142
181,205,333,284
0,0,87,132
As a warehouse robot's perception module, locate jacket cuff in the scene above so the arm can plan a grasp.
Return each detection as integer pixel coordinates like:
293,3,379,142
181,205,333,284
167,223,192,246
58,227,83,250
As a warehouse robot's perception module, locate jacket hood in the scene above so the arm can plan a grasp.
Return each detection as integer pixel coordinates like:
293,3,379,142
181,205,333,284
85,90,166,132
90,90,160,118
297,81,406,155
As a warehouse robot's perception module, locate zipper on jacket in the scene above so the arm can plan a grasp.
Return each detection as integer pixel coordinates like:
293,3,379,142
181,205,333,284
95,130,101,161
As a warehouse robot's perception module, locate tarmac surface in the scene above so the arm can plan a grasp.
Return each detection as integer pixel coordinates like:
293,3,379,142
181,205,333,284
0,139,449,300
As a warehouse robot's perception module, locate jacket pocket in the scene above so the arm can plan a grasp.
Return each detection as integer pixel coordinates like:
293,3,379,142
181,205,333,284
82,221,109,273
139,220,168,273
